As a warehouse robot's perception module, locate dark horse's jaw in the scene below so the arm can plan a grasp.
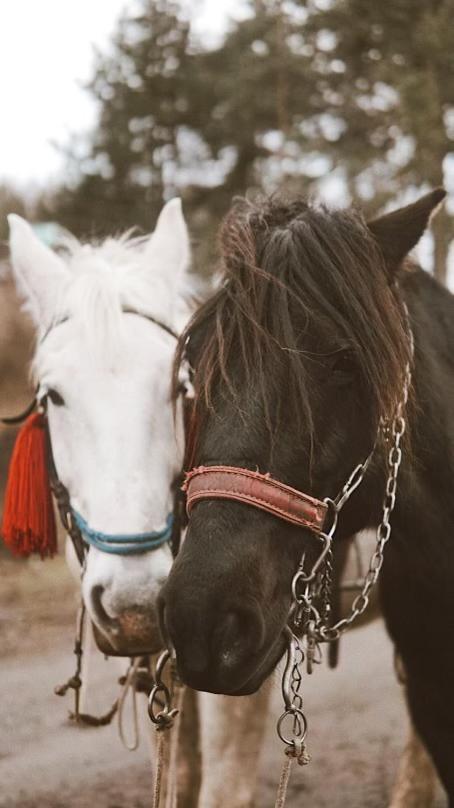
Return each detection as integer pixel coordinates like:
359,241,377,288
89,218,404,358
175,630,287,696
225,632,288,696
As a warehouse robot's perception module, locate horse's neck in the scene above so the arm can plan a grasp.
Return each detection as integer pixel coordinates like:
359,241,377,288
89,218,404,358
397,267,454,534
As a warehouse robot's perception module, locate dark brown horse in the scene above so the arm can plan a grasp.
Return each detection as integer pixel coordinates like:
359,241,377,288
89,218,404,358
161,189,454,802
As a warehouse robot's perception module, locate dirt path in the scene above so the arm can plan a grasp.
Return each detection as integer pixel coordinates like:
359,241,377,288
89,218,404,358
0,559,447,807
1,630,157,808
260,622,445,807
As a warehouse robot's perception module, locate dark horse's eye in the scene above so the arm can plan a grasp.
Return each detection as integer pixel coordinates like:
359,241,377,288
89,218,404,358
330,350,357,381
47,388,65,407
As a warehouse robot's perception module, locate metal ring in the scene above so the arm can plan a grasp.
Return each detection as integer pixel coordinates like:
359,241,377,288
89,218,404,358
148,683,172,724
277,708,308,745
292,570,311,597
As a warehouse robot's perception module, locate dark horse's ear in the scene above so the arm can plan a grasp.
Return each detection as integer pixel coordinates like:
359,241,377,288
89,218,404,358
368,188,446,272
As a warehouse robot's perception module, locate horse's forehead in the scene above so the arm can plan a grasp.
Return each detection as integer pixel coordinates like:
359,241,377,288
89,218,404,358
67,243,143,272
36,315,174,380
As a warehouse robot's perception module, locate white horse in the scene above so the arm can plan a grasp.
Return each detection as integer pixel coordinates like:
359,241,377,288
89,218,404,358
7,199,271,807
8,201,187,652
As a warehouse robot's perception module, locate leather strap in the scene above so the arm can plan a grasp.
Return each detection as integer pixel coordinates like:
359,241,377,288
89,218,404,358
183,466,328,532
1,395,37,425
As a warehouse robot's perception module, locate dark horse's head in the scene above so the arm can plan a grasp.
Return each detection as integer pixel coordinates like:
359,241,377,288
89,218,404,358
160,190,445,695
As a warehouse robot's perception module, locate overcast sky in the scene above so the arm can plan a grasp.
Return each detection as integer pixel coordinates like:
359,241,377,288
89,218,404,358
0,0,246,188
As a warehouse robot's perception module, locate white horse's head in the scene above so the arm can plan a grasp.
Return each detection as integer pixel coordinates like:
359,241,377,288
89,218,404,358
8,199,191,655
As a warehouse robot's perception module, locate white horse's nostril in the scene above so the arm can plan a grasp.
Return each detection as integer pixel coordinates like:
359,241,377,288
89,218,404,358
90,585,120,637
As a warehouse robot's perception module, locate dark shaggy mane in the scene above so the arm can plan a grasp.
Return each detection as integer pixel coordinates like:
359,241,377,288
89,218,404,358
175,195,412,447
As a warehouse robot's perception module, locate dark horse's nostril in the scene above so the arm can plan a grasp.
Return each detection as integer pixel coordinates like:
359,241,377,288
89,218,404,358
90,585,120,636
214,606,266,668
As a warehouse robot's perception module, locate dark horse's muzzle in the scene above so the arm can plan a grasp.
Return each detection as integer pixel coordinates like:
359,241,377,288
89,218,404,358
159,465,331,694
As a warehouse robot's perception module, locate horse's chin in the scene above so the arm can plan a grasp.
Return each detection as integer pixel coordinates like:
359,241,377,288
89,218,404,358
227,631,287,696
185,630,287,697
92,623,163,658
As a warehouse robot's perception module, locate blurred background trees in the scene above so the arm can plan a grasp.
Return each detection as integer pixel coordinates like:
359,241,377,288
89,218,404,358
36,0,454,282
299,0,454,282
0,185,28,245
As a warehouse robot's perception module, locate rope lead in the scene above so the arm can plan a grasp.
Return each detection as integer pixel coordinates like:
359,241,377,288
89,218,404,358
274,755,293,808
152,728,168,808
274,744,311,808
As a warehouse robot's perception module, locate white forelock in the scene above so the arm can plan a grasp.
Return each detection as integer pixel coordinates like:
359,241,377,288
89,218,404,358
48,232,194,343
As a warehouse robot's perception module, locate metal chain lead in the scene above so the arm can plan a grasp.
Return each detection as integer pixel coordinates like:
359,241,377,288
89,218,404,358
276,628,311,764
289,304,413,647
275,305,412,807
317,352,411,643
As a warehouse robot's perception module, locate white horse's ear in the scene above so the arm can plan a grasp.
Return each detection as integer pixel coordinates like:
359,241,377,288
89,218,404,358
144,198,190,283
8,214,69,327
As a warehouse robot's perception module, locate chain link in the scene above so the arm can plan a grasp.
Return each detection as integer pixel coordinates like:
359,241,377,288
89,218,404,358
276,629,311,763
319,545,333,625
297,349,411,645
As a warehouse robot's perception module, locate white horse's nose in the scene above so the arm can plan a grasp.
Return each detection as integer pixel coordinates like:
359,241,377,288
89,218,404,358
81,545,173,655
90,584,122,637
88,583,163,655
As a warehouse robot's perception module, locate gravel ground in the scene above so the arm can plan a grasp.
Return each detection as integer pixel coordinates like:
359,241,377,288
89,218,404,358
0,561,447,808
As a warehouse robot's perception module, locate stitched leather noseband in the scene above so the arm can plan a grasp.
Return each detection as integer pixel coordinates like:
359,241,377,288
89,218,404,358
184,465,328,533
183,438,378,538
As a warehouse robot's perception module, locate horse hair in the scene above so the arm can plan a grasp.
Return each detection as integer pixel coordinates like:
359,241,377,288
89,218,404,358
176,195,412,446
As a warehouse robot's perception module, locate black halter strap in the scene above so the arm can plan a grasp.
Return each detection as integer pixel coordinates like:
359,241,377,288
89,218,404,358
1,396,37,425
122,309,178,340
40,309,179,346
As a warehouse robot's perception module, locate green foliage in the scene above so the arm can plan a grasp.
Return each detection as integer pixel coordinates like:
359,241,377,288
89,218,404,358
294,0,454,279
187,1,315,195
298,0,454,192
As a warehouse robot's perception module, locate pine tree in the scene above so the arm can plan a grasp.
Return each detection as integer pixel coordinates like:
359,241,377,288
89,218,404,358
47,0,191,236
43,0,315,268
297,0,454,281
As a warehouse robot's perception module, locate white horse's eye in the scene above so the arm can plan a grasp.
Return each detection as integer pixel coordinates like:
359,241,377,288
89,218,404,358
47,388,65,407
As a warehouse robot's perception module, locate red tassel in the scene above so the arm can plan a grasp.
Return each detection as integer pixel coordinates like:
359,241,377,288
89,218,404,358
1,412,57,558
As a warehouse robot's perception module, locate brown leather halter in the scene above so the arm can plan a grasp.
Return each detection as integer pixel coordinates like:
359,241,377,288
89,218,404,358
183,465,329,533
